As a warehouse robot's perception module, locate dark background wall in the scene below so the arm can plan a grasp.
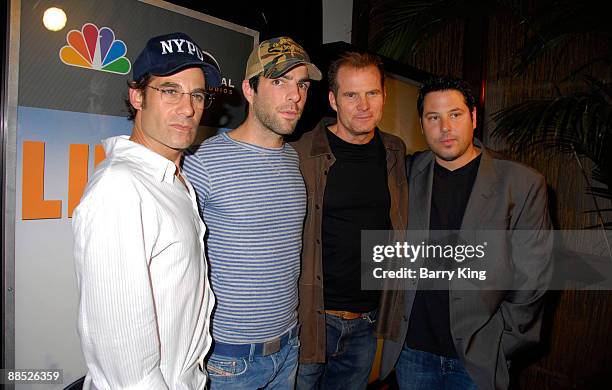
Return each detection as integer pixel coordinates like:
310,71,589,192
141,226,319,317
484,10,612,389
359,1,612,388
167,1,322,54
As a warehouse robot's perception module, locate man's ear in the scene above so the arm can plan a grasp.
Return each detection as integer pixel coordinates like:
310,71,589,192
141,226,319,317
129,88,144,110
243,79,254,104
471,107,477,130
328,90,338,112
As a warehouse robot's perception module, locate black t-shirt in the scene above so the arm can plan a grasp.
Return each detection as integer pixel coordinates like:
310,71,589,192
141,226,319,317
322,128,390,312
405,154,481,357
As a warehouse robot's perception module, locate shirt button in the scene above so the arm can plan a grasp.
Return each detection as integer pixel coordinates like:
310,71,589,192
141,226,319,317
315,204,320,209
316,239,321,244
326,154,332,160
324,170,328,175
316,275,321,280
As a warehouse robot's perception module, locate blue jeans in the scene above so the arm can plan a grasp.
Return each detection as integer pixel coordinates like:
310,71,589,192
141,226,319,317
296,310,377,390
395,345,477,390
206,334,299,389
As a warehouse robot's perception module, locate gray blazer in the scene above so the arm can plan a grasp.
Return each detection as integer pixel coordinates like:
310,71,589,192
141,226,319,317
379,139,553,390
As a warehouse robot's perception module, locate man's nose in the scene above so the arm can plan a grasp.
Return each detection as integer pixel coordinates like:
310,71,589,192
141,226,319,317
287,83,302,103
177,93,197,116
357,95,370,111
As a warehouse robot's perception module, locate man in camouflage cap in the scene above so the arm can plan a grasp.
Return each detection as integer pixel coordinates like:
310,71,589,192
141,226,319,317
183,36,321,389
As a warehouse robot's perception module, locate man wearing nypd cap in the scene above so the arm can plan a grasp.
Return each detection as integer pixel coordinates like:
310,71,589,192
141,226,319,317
73,32,220,389
183,36,322,389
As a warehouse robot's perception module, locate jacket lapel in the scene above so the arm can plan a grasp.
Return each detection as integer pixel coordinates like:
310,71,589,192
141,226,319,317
409,153,434,231
460,140,499,230
308,118,335,158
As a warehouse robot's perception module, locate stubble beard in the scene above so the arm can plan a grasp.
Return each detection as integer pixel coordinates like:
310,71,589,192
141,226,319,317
253,99,300,137
435,139,471,162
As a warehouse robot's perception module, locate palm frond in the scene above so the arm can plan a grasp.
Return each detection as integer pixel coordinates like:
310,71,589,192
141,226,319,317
583,222,612,229
512,0,612,75
584,209,612,214
491,80,612,202
369,0,515,62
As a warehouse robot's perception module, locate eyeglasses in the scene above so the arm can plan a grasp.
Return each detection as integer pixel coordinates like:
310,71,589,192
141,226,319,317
147,85,214,109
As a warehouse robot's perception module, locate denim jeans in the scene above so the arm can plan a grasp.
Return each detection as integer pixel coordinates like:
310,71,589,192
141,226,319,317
206,334,299,389
395,345,477,390
296,310,377,390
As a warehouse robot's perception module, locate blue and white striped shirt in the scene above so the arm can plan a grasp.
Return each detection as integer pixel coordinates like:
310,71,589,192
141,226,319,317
183,132,306,343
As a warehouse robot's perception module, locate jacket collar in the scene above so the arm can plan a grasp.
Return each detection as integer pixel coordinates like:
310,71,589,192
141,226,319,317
412,138,494,176
410,138,499,229
461,138,499,228
307,117,401,158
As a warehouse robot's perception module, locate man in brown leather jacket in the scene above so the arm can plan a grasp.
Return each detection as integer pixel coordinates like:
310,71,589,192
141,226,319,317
291,51,408,389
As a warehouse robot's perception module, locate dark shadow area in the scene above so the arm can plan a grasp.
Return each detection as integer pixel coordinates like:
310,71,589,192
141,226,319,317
63,376,85,390
1,0,9,372
509,289,562,389
368,371,399,390
166,1,322,53
201,84,243,129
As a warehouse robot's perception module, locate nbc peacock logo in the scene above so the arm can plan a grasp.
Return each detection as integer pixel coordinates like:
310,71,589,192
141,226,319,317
60,23,131,75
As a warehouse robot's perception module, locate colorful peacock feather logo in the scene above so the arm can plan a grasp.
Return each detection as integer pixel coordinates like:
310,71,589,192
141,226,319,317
60,23,131,75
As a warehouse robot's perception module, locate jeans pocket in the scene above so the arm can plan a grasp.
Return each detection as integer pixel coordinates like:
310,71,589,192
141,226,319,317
364,309,378,324
289,336,301,348
206,355,248,377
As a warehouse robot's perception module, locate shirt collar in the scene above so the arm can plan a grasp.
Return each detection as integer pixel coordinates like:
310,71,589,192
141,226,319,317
102,135,179,184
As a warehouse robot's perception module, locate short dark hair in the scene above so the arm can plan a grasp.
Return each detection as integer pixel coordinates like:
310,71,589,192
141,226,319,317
248,75,260,93
417,77,476,118
124,74,152,121
328,51,385,95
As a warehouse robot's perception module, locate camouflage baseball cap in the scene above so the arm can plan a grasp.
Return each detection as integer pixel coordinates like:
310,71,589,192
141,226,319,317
245,37,322,81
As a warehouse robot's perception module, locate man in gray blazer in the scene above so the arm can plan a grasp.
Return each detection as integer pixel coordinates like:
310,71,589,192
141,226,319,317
379,77,553,389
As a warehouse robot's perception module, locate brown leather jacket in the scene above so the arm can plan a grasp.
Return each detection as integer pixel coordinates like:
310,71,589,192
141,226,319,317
290,117,409,363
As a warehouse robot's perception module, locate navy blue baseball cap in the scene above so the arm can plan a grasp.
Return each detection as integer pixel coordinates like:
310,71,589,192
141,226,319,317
132,32,222,87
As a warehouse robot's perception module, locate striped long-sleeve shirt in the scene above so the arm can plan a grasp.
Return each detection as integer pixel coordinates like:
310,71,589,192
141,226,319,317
183,132,306,343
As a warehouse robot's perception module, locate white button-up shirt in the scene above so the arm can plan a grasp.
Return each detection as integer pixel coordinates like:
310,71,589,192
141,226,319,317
73,135,214,390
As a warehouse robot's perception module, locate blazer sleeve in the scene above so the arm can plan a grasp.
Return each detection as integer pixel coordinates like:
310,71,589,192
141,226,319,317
500,174,553,358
